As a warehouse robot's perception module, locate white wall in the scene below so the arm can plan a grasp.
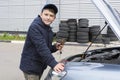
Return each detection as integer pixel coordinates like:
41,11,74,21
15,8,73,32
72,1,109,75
0,0,46,31
58,0,120,33
0,0,120,32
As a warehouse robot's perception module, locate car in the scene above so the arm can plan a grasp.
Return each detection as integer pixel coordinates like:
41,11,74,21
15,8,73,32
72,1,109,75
45,0,120,80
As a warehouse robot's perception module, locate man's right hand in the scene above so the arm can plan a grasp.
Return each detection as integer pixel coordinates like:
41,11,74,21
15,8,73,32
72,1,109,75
55,42,64,50
53,63,64,73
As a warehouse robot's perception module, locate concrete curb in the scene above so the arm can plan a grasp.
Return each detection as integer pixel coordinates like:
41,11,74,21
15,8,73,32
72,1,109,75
11,40,25,44
0,40,120,46
0,40,11,43
0,40,25,44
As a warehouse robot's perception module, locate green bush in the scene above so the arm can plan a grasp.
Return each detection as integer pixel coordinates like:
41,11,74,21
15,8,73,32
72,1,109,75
0,33,26,41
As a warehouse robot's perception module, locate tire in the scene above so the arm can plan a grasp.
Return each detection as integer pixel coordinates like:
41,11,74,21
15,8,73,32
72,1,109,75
59,21,68,27
109,37,118,41
78,18,89,27
108,34,117,37
77,36,89,40
68,38,76,42
69,25,77,29
69,32,76,36
59,27,69,31
56,31,69,38
69,35,76,39
93,40,103,43
78,23,89,27
77,32,89,36
92,35,102,40
67,19,77,26
56,37,68,42
107,28,114,34
78,18,89,23
77,39,89,43
102,37,110,44
89,25,101,32
77,27,89,32
69,29,77,32
68,19,77,22
90,32,101,36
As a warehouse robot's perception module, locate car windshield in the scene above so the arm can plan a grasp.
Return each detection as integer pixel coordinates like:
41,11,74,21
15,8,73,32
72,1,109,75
91,0,120,40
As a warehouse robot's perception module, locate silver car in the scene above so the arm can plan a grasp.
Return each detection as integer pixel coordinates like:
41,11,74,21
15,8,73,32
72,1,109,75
45,0,120,80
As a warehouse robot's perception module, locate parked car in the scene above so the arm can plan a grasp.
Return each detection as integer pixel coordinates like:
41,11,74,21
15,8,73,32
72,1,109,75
45,0,120,80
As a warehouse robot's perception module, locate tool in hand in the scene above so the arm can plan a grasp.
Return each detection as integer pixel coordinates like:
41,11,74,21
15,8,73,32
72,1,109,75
57,38,65,59
59,38,65,54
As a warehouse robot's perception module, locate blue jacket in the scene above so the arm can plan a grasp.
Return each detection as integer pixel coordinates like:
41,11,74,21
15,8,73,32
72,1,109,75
20,15,58,75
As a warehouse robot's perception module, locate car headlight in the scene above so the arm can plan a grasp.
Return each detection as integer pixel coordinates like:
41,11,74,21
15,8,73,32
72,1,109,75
51,71,66,80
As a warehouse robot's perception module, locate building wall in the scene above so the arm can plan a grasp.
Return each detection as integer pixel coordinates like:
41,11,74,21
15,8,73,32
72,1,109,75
58,0,120,33
0,0,120,33
0,0,46,32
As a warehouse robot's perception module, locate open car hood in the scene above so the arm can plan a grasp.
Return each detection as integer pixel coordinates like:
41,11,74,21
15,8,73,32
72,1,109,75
91,0,120,40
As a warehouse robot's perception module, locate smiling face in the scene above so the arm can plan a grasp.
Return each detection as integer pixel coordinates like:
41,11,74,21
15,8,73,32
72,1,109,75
40,9,56,26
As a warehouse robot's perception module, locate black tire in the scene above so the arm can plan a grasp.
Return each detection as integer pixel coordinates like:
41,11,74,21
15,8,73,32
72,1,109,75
69,25,77,29
78,18,89,27
69,29,77,32
78,23,89,27
77,27,89,32
68,22,77,26
69,32,76,36
107,29,114,34
59,27,69,31
78,18,89,23
56,31,69,38
102,37,110,44
59,21,68,27
108,34,117,37
56,37,68,42
77,36,89,40
68,19,77,22
93,40,103,43
77,32,89,36
77,39,89,43
90,32,101,36
89,25,101,32
69,25,77,28
109,37,118,41
68,38,76,42
67,19,77,26
102,34,108,38
92,35,102,40
69,35,76,39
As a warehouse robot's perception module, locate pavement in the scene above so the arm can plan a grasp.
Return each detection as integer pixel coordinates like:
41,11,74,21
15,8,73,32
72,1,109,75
0,41,120,80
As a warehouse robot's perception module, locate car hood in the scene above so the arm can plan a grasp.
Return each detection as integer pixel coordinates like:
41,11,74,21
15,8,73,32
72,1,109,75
62,62,120,80
91,0,120,40
65,62,120,71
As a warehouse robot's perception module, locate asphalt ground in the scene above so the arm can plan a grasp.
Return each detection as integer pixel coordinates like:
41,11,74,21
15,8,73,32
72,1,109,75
0,41,120,80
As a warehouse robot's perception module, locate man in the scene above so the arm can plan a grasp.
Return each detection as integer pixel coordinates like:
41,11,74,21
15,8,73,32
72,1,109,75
20,4,64,80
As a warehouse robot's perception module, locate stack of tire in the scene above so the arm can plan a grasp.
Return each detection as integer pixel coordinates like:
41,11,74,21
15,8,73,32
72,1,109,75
56,20,69,41
67,19,77,42
77,18,89,43
102,34,110,45
89,25,103,43
107,26,118,41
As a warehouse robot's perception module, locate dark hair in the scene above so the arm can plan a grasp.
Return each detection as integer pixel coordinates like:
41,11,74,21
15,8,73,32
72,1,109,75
42,4,58,14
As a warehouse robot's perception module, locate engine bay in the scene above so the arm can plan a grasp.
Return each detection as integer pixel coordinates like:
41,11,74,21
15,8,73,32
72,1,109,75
67,47,120,64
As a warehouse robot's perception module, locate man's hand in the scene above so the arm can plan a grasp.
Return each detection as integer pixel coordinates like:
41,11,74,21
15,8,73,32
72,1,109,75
55,42,64,50
55,39,65,51
53,63,64,73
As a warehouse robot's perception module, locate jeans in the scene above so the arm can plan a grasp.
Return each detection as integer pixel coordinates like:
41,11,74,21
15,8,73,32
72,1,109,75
23,72,42,80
